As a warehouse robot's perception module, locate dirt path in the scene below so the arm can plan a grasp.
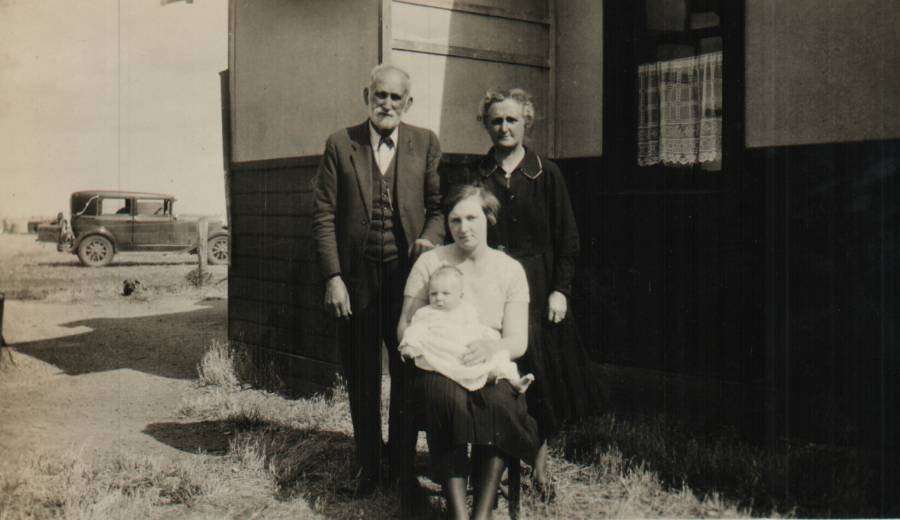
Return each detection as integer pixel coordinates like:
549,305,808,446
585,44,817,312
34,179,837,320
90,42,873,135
0,297,227,474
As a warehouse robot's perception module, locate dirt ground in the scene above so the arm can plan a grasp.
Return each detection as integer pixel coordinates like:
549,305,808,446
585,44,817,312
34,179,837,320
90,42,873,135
0,234,228,475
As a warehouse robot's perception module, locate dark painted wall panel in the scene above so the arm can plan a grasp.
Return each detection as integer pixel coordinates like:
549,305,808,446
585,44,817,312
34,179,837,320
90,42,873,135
230,257,311,284
229,312,338,365
230,276,320,309
561,157,763,384
229,162,341,395
233,339,340,397
754,139,899,449
231,191,315,217
231,167,316,195
232,234,315,261
233,217,313,238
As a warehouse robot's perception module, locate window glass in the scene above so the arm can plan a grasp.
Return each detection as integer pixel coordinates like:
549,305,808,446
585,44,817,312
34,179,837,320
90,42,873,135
136,199,168,216
637,0,723,171
101,198,130,216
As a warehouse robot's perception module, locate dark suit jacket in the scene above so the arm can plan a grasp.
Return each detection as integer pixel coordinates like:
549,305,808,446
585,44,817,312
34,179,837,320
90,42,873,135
312,121,444,303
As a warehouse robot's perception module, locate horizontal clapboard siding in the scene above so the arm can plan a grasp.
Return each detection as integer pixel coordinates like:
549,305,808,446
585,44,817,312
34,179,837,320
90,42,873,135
228,159,341,396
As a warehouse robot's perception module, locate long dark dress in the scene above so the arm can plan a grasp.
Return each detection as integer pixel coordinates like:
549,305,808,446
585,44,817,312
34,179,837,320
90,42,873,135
470,148,599,439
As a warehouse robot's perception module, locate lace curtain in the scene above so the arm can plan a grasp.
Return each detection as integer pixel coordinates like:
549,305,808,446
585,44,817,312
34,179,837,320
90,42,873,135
638,51,722,167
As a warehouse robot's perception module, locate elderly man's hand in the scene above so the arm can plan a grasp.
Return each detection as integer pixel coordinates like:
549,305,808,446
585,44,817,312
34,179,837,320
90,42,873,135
325,276,352,319
460,339,496,367
410,238,435,258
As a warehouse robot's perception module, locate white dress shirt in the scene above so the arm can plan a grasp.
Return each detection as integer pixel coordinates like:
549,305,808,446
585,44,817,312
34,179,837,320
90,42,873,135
369,123,399,175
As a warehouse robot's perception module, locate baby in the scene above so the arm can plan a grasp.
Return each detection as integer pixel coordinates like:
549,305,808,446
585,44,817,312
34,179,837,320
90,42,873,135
400,265,534,393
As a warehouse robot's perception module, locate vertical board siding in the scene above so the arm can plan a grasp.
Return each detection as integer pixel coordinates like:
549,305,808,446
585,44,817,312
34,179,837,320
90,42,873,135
754,139,900,450
560,155,766,436
228,160,341,396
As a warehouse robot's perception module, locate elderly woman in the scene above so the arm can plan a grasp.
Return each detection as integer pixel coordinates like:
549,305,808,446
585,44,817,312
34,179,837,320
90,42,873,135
471,88,598,497
398,184,539,520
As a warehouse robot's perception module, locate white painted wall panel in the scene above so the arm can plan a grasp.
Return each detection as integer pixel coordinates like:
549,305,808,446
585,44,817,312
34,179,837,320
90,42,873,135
746,0,900,147
392,2,548,63
393,50,549,155
556,0,603,157
231,0,379,161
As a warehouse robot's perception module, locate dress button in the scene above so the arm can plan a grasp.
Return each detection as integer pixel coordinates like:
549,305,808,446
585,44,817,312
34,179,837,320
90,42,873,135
510,194,516,200
512,217,518,223
362,219,368,225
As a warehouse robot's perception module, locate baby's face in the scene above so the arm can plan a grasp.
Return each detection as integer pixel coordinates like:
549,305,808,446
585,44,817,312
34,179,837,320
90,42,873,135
428,275,463,311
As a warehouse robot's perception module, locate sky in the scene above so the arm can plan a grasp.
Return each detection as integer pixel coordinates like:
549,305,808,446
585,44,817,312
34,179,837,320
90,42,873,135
0,0,228,219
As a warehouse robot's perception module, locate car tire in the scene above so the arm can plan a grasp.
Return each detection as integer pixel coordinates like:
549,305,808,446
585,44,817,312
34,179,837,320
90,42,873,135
77,235,114,267
207,235,229,266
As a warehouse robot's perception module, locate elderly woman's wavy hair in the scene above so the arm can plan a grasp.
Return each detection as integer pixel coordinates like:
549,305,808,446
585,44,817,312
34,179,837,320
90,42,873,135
442,184,500,226
476,88,536,130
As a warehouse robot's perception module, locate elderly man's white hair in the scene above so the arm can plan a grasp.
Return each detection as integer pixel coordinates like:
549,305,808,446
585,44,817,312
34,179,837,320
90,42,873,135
369,64,412,95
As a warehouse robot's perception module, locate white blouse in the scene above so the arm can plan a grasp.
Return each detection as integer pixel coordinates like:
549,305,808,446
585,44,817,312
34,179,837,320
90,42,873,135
404,245,530,332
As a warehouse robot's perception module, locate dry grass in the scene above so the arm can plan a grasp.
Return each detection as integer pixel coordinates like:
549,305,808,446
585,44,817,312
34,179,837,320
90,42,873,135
176,342,758,519
0,450,232,520
0,336,749,520
196,339,241,389
2,338,762,519
0,235,226,304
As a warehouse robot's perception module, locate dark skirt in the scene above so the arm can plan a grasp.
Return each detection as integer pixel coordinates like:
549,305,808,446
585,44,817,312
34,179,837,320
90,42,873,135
410,367,540,472
515,255,602,439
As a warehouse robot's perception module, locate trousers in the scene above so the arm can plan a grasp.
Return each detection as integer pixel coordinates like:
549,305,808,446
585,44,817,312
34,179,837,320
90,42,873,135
338,258,409,482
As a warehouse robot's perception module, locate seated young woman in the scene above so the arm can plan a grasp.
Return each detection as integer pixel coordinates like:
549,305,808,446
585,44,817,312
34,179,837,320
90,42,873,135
397,184,539,520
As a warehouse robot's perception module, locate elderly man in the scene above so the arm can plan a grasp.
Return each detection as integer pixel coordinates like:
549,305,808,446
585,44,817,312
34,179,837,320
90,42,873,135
312,64,443,494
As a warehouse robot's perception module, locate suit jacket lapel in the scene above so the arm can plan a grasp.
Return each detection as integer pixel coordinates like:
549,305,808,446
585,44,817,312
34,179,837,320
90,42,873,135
395,123,417,216
348,122,372,218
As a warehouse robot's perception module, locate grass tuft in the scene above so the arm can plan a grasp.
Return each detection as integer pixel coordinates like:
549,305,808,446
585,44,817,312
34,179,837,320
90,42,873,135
196,339,242,389
185,268,213,287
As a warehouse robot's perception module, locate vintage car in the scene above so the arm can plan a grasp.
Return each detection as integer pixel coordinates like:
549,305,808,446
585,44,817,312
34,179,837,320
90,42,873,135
44,190,229,267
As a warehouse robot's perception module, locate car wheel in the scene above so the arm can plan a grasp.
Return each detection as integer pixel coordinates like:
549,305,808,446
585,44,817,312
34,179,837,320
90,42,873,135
207,235,229,265
77,235,114,267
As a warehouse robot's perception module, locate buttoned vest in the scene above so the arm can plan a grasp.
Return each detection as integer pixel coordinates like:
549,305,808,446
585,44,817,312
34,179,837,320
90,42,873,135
363,151,405,262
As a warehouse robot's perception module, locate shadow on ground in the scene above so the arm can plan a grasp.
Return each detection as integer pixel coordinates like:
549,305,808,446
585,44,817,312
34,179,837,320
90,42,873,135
11,298,226,379
143,420,236,455
144,419,427,517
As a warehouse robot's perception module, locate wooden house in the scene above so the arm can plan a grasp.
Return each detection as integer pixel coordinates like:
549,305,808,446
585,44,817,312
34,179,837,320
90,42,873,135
223,0,898,474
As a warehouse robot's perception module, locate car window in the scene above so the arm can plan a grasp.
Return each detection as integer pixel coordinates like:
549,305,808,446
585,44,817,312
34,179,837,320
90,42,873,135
136,199,168,216
101,198,130,215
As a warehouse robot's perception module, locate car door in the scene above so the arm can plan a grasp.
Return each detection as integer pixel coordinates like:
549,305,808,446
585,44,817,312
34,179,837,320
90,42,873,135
168,201,200,248
132,198,180,249
96,197,133,249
